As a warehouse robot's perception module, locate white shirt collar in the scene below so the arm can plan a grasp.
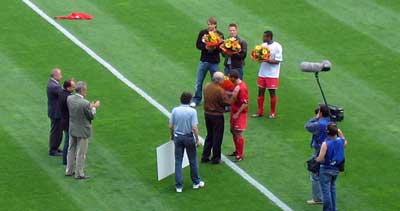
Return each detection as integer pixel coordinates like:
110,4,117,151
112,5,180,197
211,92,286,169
50,77,59,84
76,93,84,98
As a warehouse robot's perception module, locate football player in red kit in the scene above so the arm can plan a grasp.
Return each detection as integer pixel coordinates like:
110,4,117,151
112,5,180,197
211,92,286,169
228,69,249,161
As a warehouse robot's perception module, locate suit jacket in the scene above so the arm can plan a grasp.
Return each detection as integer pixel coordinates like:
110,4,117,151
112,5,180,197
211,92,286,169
223,36,247,68
47,78,62,119
58,89,73,130
67,94,96,139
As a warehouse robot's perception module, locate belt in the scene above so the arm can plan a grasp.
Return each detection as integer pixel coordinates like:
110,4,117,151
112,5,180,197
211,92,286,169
174,132,193,136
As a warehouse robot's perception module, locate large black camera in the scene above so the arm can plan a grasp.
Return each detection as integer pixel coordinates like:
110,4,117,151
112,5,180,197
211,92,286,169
315,104,344,122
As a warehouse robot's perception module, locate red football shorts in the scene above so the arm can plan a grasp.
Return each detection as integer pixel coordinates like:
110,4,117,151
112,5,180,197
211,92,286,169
230,112,248,131
257,77,279,89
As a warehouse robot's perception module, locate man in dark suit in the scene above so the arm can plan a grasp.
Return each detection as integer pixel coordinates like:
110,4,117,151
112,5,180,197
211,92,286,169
47,68,63,156
58,79,76,165
65,81,100,179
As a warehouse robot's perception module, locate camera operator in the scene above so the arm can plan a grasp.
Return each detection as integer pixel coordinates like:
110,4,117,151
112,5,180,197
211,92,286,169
304,104,331,205
316,123,347,211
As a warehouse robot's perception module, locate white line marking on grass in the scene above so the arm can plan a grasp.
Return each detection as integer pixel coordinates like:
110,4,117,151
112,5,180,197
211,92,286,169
22,0,293,210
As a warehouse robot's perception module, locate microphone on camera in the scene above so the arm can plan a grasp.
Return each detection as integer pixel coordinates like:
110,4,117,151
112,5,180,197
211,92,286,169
300,60,332,73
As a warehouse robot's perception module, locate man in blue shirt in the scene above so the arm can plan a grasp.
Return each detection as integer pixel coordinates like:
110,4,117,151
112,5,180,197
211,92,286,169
305,104,331,205
169,92,205,193
316,123,347,211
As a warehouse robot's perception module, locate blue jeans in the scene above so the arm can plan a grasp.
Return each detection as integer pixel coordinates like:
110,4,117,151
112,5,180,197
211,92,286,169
62,130,69,165
193,62,219,105
310,151,321,201
224,66,243,80
174,134,200,188
319,167,339,211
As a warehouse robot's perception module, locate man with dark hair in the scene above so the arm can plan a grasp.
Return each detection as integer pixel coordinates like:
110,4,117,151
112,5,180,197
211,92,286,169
169,92,204,193
223,23,247,79
47,68,63,156
316,123,347,211
58,79,76,165
305,104,331,205
191,17,224,107
252,30,283,119
227,69,249,161
202,72,230,164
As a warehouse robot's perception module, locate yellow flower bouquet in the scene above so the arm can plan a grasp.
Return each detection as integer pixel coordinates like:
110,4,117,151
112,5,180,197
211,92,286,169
202,31,222,47
219,37,241,56
251,45,270,62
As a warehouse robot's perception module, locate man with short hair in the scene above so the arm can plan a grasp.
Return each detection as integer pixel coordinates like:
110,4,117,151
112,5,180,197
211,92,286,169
252,31,283,119
305,104,331,205
191,17,224,107
58,79,76,165
316,123,347,211
202,72,230,164
47,68,63,156
66,81,100,179
223,23,247,79
169,92,204,193
227,70,249,162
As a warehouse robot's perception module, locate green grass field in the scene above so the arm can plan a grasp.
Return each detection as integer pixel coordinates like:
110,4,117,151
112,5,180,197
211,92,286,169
0,0,399,210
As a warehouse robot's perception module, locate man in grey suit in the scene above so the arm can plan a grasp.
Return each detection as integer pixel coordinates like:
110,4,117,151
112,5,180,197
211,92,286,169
47,68,63,156
65,81,100,180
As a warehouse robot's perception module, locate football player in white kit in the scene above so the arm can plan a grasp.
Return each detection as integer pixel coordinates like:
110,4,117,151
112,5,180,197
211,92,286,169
252,31,283,119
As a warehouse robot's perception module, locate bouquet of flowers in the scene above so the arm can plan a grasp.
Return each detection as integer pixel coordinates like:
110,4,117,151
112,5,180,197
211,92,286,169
202,31,222,47
220,76,235,91
219,37,241,56
251,45,270,62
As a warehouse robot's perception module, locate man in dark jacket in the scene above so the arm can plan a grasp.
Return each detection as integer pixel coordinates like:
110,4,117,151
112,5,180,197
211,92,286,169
191,17,224,107
58,79,76,164
47,68,63,156
223,23,247,79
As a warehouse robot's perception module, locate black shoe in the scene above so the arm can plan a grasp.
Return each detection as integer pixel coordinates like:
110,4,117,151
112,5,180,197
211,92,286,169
49,151,62,156
57,149,63,153
228,152,237,157
75,175,90,180
65,172,75,177
201,158,210,163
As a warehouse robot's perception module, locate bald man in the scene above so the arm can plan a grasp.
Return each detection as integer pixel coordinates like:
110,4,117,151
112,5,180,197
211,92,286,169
201,72,230,164
47,68,63,156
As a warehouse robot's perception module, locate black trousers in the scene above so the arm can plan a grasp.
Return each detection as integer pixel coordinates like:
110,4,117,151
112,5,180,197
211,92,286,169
202,114,224,162
49,118,63,153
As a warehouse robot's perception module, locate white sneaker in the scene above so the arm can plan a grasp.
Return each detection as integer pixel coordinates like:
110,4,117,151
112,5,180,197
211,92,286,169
193,181,205,189
176,187,182,193
189,102,196,108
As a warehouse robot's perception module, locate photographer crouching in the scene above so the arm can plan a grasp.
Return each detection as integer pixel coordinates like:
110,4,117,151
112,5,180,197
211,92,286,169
305,105,331,205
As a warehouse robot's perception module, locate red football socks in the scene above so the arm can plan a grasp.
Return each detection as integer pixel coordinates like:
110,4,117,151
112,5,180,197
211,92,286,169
270,96,277,114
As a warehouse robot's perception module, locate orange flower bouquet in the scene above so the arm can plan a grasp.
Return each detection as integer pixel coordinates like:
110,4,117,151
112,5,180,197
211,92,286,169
219,37,241,56
202,31,222,47
251,45,270,62
220,76,235,91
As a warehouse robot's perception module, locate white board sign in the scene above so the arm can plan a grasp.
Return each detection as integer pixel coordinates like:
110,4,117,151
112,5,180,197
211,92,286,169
156,141,189,181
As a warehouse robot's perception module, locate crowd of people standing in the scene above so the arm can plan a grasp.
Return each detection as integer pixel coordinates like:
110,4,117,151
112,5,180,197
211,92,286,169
46,68,100,180
169,16,348,211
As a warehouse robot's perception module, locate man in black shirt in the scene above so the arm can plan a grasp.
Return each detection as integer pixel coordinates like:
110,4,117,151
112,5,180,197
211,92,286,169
58,79,76,165
191,17,224,107
223,23,247,79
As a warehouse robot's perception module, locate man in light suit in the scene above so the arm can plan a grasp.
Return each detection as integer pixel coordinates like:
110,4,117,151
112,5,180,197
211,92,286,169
47,68,63,156
65,81,100,180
